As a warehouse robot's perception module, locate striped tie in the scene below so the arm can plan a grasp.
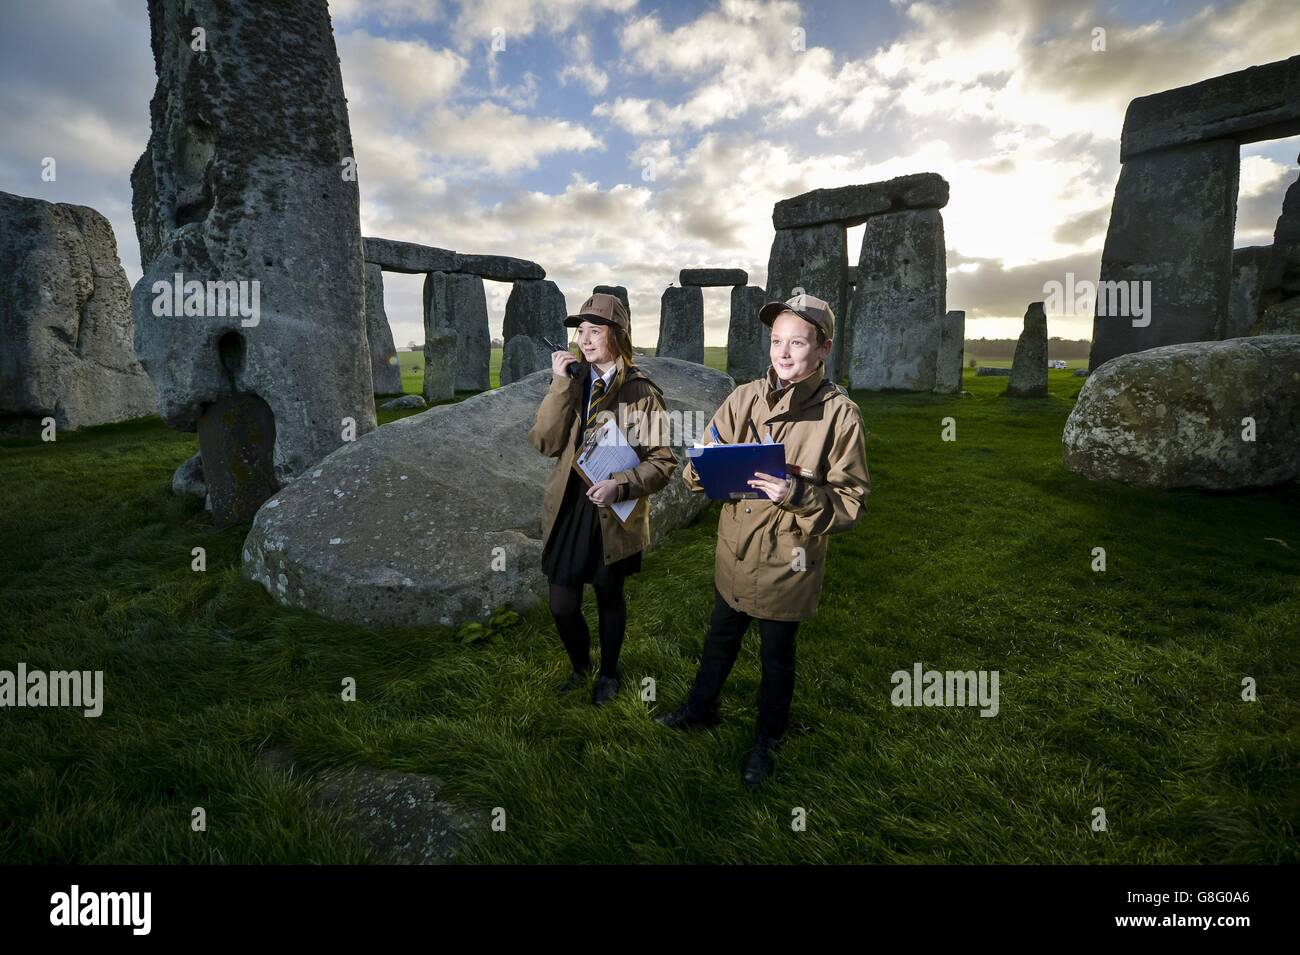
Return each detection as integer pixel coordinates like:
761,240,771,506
585,376,607,431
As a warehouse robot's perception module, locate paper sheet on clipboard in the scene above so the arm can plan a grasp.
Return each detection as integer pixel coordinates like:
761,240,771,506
575,417,639,523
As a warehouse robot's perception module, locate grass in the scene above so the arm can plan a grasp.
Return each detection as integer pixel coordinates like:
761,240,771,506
1,365,1297,863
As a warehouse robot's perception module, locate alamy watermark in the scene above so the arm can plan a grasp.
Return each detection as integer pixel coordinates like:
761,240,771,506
1043,272,1151,328
1,663,103,717
891,663,999,717
151,272,260,327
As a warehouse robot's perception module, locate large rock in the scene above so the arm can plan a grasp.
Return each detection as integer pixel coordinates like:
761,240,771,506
680,268,748,287
1088,140,1238,370
765,224,847,380
1259,296,1300,334
656,285,704,363
0,192,155,434
241,358,735,627
726,285,770,383
363,237,458,274
424,271,489,391
456,253,544,281
934,309,965,394
1006,302,1048,397
1062,336,1300,489
501,279,566,385
130,0,373,526
847,208,946,391
1260,161,1300,317
773,173,949,229
364,265,403,394
1120,55,1300,161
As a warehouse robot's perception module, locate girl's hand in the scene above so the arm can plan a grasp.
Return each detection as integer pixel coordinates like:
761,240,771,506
586,478,620,506
551,349,577,381
747,471,789,503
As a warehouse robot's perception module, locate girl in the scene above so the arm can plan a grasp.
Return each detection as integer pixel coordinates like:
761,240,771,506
527,293,677,706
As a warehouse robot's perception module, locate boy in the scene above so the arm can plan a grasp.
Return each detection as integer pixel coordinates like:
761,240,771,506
656,293,870,788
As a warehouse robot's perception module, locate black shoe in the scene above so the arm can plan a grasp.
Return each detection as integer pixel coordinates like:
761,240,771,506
592,674,620,707
555,670,590,694
741,739,779,789
654,702,720,730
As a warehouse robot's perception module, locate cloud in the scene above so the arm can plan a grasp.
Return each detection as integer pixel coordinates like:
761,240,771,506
338,32,468,111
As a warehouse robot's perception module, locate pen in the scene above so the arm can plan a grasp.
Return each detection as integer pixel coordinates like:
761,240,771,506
710,424,723,444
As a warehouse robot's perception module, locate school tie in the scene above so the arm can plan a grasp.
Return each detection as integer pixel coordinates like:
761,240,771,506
586,376,607,431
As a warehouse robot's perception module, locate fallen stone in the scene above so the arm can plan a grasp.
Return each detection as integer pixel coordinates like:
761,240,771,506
365,265,403,395
848,208,946,391
679,268,748,287
424,271,490,391
242,358,733,627
773,173,949,229
0,192,155,435
976,367,1012,376
1007,302,1048,397
1062,336,1300,489
656,286,704,363
1072,368,1089,377
131,0,374,526
380,394,426,410
934,310,965,394
727,285,770,383
501,279,567,385
1120,55,1300,161
363,237,458,274
455,253,544,281
257,747,480,864
765,223,848,380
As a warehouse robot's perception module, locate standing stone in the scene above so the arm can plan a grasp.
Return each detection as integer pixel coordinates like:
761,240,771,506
1228,246,1269,339
0,192,155,435
848,209,946,391
727,285,770,382
424,271,490,391
130,0,373,526
1088,140,1239,370
593,285,630,319
1007,303,1048,397
501,279,566,386
657,286,704,363
422,327,457,403
1259,161,1300,319
934,310,965,394
1259,297,1300,334
766,224,847,379
364,265,402,395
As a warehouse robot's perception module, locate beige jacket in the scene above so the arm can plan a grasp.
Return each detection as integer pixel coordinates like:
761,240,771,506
682,363,870,621
528,360,677,565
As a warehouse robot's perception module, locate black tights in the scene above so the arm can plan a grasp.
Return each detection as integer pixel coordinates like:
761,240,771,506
548,575,628,677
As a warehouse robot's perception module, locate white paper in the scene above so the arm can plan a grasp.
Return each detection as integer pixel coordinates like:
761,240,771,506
576,417,640,522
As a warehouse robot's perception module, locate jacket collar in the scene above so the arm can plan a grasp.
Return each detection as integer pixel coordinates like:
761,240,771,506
765,362,832,414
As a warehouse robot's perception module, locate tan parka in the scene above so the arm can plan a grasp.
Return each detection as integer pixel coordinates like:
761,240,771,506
682,363,870,621
528,359,678,565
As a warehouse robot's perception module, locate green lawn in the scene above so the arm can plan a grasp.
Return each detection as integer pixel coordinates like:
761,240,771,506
1,366,1296,863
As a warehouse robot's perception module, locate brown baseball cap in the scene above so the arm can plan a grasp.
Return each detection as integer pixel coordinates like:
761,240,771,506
566,292,630,333
758,293,835,339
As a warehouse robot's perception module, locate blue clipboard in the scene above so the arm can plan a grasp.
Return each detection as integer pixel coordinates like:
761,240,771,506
686,443,787,500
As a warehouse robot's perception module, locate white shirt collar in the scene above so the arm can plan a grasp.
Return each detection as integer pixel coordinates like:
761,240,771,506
590,363,617,386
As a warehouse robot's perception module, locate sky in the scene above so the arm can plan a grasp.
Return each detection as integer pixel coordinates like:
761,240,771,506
1,0,1298,350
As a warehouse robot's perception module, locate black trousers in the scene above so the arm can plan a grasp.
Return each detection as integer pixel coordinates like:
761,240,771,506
687,588,800,742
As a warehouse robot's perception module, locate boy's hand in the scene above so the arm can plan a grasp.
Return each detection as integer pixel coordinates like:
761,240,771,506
587,478,620,506
747,471,789,503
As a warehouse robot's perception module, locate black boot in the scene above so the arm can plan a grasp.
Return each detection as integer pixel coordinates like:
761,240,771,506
592,674,620,707
654,701,720,730
741,738,779,789
555,669,590,695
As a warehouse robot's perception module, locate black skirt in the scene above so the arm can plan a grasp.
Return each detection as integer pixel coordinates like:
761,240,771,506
542,467,642,587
